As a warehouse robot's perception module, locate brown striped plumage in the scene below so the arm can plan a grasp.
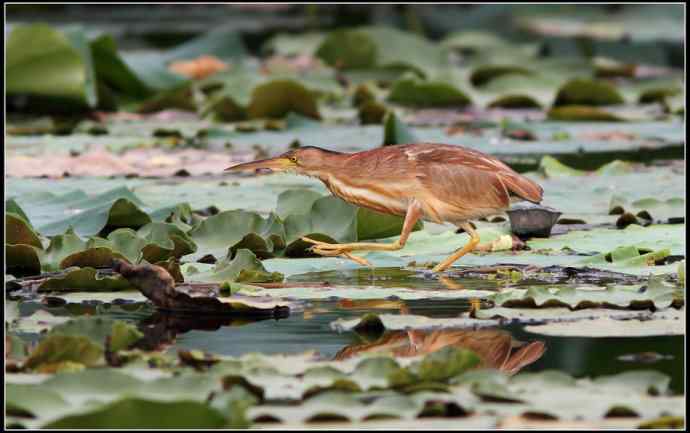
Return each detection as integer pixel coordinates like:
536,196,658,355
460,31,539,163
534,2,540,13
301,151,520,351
333,328,546,374
226,143,544,271
312,143,543,223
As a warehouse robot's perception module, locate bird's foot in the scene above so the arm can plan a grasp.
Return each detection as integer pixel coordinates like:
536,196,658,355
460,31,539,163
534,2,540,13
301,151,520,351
301,237,372,266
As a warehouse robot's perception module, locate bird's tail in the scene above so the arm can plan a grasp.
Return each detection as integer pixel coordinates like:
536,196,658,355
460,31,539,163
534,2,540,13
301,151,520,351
501,341,546,375
500,172,543,204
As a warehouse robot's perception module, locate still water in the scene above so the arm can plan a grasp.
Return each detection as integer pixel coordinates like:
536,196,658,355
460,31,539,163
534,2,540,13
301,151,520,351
17,268,684,394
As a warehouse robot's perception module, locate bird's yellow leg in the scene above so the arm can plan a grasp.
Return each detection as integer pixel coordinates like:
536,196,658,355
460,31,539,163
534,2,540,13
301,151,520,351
302,200,423,265
432,222,480,272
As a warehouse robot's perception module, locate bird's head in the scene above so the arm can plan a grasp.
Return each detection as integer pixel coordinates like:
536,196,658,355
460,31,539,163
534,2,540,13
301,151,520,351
224,146,340,177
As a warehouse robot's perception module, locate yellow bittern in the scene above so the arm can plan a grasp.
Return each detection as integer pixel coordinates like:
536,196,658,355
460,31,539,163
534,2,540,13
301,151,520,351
226,143,543,272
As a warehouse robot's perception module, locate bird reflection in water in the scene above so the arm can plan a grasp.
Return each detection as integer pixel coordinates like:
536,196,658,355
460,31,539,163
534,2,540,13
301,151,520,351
334,328,545,375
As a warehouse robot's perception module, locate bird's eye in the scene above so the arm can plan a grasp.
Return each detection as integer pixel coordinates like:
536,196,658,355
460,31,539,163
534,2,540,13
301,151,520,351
289,156,298,163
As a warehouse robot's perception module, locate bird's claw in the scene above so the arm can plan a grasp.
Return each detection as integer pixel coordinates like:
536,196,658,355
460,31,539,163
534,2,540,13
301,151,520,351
301,237,371,266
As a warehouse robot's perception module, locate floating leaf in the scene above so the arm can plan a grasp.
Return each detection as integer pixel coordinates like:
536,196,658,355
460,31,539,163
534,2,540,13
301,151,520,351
553,79,625,106
203,71,322,121
388,76,471,107
283,196,357,255
538,155,586,178
491,280,681,310
382,112,418,146
38,267,132,292
527,224,684,256
548,105,625,121
275,189,323,219
30,187,152,237
248,79,321,120
24,335,103,370
7,24,97,109
45,398,227,429
6,199,31,224
470,65,532,87
137,222,197,260
188,249,284,284
187,210,284,261
109,321,144,352
525,307,684,337
40,229,87,272
90,34,151,99
316,27,445,76
6,212,42,248
6,244,42,276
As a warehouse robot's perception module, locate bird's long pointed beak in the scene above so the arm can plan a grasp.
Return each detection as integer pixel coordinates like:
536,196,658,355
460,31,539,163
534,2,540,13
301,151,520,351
224,156,296,173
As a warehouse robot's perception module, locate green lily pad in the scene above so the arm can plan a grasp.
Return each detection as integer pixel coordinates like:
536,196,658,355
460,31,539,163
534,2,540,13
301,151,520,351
470,65,533,87
187,249,283,284
44,398,227,429
527,224,684,256
316,29,378,69
6,212,42,248
475,307,654,325
6,383,71,421
525,307,684,337
538,155,586,177
275,189,323,219
187,210,284,261
247,79,321,120
40,229,88,272
137,222,197,260
316,27,445,76
276,188,419,243
90,35,152,100
6,244,42,276
202,70,323,121
548,105,630,121
553,79,625,106
6,198,31,223
26,187,151,237
7,24,97,109
382,111,418,146
388,76,472,107
491,279,681,310
38,267,132,292
263,32,326,57
283,196,357,255
24,335,104,371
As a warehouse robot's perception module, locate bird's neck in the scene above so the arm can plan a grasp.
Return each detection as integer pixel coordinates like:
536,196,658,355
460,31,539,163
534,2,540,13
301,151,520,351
307,152,353,185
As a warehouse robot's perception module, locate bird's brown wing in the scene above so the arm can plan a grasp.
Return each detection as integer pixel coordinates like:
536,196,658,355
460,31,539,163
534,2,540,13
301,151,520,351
411,145,542,220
